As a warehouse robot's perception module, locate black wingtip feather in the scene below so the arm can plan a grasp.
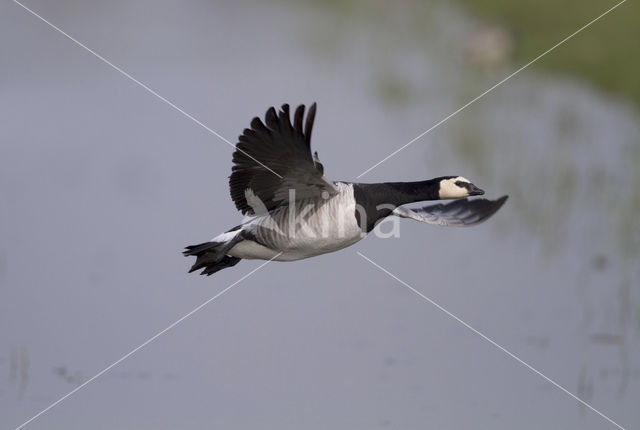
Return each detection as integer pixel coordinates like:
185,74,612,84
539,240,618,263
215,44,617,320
293,105,304,133
250,117,268,135
265,107,278,130
304,102,316,147
489,195,508,214
278,104,292,134
482,194,508,219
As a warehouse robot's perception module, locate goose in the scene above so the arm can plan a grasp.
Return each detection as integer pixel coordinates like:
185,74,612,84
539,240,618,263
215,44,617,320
184,103,507,275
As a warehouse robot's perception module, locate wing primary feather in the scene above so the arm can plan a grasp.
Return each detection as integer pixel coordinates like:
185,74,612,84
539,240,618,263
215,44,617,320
279,104,291,134
250,117,269,137
293,105,305,135
265,107,279,131
313,151,324,175
304,102,316,148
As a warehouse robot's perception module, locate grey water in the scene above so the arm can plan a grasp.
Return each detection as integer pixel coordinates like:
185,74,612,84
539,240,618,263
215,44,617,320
1,0,639,429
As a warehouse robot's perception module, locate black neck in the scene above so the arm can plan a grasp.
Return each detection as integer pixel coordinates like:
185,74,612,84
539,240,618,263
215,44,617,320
352,179,443,232
372,179,442,206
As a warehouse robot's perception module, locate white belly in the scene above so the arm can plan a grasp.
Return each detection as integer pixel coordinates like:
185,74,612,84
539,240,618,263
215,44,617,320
227,240,284,260
228,183,364,261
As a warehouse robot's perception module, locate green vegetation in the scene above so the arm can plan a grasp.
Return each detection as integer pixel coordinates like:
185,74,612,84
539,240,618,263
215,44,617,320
458,0,640,105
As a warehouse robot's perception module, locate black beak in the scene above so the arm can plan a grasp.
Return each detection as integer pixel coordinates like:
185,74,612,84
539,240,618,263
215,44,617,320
468,184,485,196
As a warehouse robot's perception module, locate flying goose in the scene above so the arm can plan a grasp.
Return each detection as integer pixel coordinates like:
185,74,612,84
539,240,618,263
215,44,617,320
184,103,507,275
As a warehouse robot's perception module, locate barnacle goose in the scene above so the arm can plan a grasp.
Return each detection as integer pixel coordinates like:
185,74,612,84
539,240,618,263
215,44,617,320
184,103,507,275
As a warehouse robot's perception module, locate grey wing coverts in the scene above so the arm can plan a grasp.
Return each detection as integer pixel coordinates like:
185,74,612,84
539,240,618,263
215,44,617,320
393,196,508,227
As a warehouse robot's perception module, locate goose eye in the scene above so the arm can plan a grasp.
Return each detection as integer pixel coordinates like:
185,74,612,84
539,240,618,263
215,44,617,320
455,181,466,187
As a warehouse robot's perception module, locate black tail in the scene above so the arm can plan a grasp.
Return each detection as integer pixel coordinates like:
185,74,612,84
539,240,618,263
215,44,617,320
183,241,242,276
183,241,221,257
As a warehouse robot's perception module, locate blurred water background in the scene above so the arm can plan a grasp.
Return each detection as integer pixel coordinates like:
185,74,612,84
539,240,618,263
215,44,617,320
1,0,639,429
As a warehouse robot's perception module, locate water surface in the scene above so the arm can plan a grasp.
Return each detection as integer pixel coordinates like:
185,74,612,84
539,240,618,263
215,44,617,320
1,1,638,429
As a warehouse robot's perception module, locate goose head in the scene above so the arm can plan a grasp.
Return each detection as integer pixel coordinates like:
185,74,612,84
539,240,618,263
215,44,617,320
438,176,484,199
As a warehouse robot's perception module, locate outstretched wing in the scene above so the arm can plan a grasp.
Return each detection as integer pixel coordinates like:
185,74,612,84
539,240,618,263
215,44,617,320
229,103,337,215
393,196,508,227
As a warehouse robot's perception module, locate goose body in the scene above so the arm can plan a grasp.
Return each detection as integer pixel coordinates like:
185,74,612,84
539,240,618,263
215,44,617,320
220,182,362,261
184,103,507,275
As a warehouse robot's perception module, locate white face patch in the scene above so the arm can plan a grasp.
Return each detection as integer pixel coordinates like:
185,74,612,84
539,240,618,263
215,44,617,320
438,176,471,199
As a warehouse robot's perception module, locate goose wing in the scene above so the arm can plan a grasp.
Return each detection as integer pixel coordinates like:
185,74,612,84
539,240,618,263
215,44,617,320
229,103,337,215
393,196,508,227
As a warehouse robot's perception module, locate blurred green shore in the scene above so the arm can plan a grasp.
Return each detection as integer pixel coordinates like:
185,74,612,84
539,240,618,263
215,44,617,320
459,0,639,106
